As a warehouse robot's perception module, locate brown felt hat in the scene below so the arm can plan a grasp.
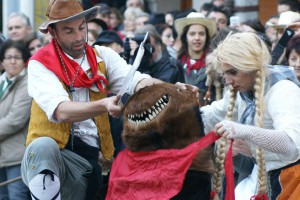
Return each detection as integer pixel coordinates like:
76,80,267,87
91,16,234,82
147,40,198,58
39,0,99,33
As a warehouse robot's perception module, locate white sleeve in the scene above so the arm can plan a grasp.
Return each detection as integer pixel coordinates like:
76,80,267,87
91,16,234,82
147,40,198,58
28,60,70,122
267,80,300,153
94,45,151,95
200,90,234,134
221,120,298,156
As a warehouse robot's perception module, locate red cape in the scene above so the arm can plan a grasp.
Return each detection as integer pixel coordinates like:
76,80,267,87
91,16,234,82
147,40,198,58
106,132,230,200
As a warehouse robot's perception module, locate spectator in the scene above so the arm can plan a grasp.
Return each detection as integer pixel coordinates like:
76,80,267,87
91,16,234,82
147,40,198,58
87,18,108,35
110,7,123,31
264,15,279,47
135,11,150,29
120,7,144,37
134,24,180,83
156,23,176,59
207,7,229,31
200,3,216,16
286,35,300,80
40,32,52,45
175,12,217,92
0,39,32,200
95,3,112,28
94,30,124,54
87,29,98,46
126,0,145,11
24,32,44,56
165,10,180,26
7,12,32,41
278,0,300,14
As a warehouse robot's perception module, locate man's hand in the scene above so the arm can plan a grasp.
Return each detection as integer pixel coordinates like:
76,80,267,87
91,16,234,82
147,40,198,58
103,94,122,118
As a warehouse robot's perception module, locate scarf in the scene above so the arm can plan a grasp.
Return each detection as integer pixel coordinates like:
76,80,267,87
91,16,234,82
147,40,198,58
180,51,207,75
30,40,108,92
239,65,300,125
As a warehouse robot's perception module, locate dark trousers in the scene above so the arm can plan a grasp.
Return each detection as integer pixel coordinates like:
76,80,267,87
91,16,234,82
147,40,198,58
65,136,102,200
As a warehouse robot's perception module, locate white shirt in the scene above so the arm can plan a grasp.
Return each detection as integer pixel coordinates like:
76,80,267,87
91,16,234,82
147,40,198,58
27,45,151,147
201,80,300,171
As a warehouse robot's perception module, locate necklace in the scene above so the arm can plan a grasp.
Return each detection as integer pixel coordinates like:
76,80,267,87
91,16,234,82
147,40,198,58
54,39,86,93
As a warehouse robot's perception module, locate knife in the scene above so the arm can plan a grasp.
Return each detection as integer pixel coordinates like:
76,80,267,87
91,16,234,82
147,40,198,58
118,32,149,105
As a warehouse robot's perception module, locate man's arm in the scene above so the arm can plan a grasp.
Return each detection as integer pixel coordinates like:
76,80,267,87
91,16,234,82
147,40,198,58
134,77,163,92
54,95,121,122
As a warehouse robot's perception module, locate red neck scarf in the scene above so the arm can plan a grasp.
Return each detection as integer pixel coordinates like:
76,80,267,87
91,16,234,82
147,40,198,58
181,51,207,75
30,40,108,92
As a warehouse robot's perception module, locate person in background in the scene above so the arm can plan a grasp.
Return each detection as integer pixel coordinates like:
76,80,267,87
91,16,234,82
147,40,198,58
277,0,300,14
24,32,44,56
200,3,216,16
175,12,216,92
133,24,180,83
120,7,144,37
0,40,32,200
94,3,112,28
156,23,176,59
211,0,225,8
156,24,175,48
20,1,163,199
87,29,98,47
239,19,265,33
93,30,124,54
135,11,150,30
7,12,32,42
165,10,180,26
110,7,123,32
286,35,300,81
264,15,279,49
207,7,229,32
126,0,145,11
0,34,6,74
87,18,108,36
40,32,52,45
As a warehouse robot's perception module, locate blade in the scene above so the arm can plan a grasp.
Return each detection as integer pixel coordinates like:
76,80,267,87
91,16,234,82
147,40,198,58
118,32,149,101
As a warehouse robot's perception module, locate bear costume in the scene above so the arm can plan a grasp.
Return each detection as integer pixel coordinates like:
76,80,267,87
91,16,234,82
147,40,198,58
106,83,216,200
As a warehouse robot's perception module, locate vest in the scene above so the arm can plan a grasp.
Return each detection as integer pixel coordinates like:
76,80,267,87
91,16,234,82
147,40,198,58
26,50,114,160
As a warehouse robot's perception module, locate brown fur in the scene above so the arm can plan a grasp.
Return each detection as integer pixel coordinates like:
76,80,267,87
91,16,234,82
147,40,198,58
122,83,214,173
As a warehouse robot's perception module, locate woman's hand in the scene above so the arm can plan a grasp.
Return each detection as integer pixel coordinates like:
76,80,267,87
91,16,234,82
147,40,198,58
215,120,236,138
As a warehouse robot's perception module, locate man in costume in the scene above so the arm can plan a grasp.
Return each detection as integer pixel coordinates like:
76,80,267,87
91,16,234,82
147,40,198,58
20,0,162,199
107,83,215,200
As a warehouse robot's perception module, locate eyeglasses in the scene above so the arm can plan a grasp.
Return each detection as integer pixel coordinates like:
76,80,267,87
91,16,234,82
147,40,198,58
3,56,23,61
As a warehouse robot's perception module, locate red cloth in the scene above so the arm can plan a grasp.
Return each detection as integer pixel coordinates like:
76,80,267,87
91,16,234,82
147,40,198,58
225,140,235,200
30,41,107,92
106,131,220,200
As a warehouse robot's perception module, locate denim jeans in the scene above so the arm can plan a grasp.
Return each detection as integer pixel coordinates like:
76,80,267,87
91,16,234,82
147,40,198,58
0,165,30,200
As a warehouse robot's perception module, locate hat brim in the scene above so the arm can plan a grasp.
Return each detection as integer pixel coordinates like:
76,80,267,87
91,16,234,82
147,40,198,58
39,6,99,34
271,24,286,30
175,17,217,38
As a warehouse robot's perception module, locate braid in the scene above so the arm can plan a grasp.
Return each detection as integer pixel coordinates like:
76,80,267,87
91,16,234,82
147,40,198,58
212,87,236,199
254,70,268,194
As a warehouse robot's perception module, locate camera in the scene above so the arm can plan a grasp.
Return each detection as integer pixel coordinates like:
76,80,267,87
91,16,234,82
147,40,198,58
123,34,153,65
